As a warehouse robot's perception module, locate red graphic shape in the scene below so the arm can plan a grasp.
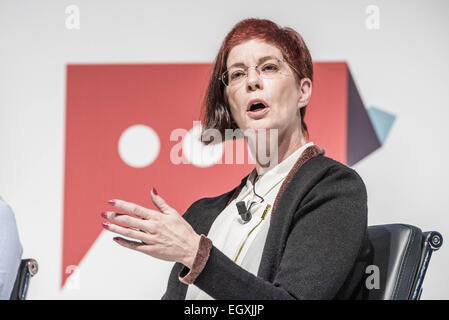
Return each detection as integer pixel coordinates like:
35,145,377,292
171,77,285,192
307,62,348,163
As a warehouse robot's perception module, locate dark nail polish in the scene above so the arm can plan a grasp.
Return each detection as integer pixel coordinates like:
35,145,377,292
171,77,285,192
152,187,158,195
108,200,115,206
101,212,108,219
113,237,120,242
102,222,110,229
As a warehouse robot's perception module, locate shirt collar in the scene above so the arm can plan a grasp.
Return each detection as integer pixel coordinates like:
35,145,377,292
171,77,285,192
243,141,315,198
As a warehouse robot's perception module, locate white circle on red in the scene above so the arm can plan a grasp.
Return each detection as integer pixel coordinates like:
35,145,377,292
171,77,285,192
118,124,160,168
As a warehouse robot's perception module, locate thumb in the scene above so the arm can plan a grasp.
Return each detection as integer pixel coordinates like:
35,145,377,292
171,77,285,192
150,187,178,215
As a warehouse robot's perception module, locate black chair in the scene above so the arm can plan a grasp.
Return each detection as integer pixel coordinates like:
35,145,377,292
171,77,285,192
9,259,39,300
364,224,443,300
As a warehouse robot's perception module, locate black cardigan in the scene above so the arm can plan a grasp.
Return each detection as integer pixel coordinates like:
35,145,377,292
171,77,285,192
162,147,370,300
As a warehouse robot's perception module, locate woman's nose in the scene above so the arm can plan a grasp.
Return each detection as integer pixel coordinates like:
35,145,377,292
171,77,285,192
246,68,263,91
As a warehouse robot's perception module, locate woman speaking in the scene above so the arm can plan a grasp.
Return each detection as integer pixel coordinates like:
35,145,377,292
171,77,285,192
101,18,370,300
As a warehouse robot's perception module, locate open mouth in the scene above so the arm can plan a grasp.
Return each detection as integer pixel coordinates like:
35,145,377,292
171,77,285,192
249,102,267,112
246,99,270,119
247,99,269,111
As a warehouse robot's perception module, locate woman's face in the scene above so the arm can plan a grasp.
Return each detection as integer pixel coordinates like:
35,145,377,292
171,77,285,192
225,39,311,138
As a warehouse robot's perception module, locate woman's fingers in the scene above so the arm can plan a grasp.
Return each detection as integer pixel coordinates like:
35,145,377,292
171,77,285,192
104,194,200,265
113,237,146,252
102,211,147,231
102,221,153,243
108,199,156,220
150,188,178,215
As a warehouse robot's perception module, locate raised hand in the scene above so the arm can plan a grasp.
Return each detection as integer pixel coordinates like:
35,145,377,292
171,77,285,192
101,188,200,269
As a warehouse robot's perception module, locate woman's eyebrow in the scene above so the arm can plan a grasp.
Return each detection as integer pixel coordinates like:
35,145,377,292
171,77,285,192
228,55,277,69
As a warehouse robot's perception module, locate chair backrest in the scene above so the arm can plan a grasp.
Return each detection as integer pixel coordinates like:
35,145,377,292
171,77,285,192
9,258,38,300
365,224,442,300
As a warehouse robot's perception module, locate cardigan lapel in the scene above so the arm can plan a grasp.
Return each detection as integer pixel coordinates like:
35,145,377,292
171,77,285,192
257,145,325,281
271,145,325,216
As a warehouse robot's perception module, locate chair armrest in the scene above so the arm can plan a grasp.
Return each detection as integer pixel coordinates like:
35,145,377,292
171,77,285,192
9,258,39,300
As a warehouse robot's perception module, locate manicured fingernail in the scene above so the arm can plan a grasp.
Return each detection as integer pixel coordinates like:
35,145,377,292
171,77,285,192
152,187,158,195
108,200,115,205
101,212,108,219
102,222,110,229
113,237,120,242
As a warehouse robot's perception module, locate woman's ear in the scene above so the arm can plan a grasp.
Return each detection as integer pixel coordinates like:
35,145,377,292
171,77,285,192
297,78,312,109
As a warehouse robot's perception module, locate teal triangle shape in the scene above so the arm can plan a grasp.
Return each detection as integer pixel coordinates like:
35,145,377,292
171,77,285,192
367,106,396,145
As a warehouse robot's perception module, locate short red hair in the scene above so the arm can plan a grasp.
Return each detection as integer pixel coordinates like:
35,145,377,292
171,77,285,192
201,18,313,144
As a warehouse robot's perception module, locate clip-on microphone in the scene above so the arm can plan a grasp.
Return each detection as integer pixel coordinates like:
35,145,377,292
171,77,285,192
236,201,252,223
236,178,264,223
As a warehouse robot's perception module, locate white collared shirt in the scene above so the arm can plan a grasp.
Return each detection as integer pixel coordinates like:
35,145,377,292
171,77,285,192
185,142,314,300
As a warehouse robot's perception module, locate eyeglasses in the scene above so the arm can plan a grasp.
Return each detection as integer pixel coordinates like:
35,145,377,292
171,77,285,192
220,57,300,87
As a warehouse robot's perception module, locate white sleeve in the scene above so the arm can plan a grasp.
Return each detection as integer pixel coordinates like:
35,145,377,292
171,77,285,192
0,199,23,300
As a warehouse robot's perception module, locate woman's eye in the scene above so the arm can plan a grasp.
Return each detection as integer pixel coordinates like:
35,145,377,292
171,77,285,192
262,64,279,72
230,71,245,80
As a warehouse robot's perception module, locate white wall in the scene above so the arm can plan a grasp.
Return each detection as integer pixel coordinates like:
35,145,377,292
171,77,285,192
0,0,448,299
